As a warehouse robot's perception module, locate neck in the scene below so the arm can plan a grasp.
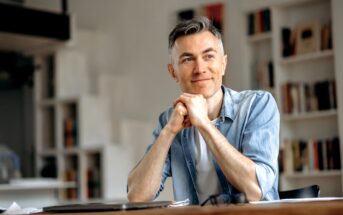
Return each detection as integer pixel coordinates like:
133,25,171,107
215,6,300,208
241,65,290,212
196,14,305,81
206,88,224,121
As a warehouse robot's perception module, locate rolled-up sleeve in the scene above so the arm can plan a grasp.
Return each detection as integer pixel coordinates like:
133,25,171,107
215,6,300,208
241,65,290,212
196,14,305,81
241,92,280,200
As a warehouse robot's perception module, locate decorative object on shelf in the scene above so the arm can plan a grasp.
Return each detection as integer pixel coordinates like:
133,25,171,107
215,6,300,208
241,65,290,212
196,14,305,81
177,9,194,21
295,21,321,55
40,156,57,178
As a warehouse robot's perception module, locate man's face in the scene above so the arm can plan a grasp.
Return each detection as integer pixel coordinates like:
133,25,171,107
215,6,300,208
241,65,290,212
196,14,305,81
168,31,227,98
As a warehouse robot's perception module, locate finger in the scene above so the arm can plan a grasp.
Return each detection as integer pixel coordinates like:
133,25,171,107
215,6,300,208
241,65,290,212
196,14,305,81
183,116,191,125
173,98,185,107
181,93,197,97
173,95,190,107
183,119,192,128
174,102,188,116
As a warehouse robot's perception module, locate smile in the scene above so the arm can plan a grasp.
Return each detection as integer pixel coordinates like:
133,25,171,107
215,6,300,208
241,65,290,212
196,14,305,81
191,78,212,83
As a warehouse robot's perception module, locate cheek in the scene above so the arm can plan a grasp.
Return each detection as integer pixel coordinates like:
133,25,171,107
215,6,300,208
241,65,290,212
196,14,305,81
210,62,224,74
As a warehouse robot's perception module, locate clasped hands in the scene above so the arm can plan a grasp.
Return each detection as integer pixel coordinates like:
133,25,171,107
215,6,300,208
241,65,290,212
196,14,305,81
166,93,210,134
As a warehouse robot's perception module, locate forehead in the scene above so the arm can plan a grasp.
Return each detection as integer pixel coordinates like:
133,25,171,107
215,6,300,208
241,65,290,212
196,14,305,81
172,31,219,55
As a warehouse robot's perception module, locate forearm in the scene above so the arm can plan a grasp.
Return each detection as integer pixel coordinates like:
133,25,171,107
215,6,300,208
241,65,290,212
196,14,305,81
198,122,262,201
127,128,175,202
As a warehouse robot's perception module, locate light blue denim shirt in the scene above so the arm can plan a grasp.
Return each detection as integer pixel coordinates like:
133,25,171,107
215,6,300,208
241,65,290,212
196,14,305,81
148,86,280,204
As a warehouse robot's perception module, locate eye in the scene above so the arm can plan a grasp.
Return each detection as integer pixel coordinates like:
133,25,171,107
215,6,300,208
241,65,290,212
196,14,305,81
181,57,193,64
204,54,215,60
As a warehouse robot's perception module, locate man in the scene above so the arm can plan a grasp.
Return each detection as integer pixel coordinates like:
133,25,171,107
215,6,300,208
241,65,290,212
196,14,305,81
127,16,280,205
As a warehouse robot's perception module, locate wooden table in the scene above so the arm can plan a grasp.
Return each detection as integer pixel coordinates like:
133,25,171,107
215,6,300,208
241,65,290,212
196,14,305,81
40,199,343,215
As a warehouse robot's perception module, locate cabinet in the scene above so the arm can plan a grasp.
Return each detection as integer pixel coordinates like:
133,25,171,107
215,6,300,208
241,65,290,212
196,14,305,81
34,49,113,202
244,0,343,197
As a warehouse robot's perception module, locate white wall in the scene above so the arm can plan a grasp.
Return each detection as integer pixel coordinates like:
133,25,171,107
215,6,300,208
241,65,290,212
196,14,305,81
68,0,231,123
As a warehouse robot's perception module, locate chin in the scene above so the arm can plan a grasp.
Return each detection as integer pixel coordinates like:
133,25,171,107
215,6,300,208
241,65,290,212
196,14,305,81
183,84,221,97
191,89,214,98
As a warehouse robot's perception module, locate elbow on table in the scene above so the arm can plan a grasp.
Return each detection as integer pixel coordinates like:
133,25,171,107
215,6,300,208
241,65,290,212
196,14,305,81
245,183,262,202
127,188,154,203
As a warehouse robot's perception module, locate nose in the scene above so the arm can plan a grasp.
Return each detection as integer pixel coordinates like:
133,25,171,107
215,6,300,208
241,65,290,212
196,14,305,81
194,58,206,74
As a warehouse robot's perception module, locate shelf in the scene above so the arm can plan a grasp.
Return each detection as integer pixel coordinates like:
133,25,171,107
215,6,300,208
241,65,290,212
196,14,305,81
38,99,58,107
283,109,337,121
63,148,82,155
282,170,341,178
38,149,58,156
280,50,334,65
247,32,272,43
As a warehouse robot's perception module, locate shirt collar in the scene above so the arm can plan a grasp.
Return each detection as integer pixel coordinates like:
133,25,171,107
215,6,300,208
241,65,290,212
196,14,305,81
219,85,236,122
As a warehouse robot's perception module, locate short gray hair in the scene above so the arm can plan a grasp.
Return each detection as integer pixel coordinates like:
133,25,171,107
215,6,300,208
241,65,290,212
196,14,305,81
168,16,224,54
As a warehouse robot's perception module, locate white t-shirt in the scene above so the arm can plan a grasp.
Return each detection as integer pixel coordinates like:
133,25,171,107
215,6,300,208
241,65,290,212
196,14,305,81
194,119,222,203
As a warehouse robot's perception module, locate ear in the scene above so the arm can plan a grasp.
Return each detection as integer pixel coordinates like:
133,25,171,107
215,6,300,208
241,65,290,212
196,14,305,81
168,64,178,82
221,54,228,76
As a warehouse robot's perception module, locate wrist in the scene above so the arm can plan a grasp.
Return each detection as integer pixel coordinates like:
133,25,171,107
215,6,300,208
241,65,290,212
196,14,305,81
161,125,178,139
196,118,213,131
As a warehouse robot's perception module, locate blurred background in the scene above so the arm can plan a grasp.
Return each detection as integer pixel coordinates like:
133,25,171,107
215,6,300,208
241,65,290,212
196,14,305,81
0,0,342,208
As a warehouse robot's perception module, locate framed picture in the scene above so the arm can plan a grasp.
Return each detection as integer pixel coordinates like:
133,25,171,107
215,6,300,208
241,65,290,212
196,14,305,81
295,21,321,55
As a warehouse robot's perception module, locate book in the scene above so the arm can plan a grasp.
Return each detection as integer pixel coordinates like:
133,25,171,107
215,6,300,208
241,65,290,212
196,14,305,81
332,137,341,170
65,168,78,199
64,117,74,148
282,28,292,57
247,13,255,35
313,140,319,171
317,140,324,170
268,61,274,88
314,81,331,110
203,3,223,33
284,139,294,173
321,22,332,50
292,140,302,172
247,8,271,36
262,8,271,32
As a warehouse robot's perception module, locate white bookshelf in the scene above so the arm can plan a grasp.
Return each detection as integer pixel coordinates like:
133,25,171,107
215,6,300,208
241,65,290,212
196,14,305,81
33,48,115,203
245,7,274,93
244,0,343,197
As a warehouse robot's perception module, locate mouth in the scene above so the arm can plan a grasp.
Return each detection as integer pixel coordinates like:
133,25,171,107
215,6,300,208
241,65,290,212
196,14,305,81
191,78,212,83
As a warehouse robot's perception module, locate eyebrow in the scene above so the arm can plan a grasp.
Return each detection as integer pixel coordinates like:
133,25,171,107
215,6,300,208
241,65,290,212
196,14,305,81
203,48,217,54
178,48,218,59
